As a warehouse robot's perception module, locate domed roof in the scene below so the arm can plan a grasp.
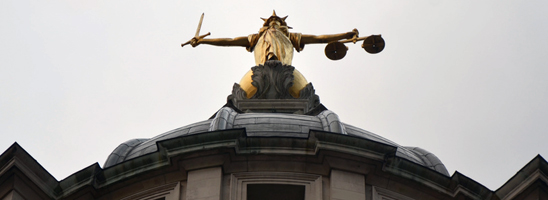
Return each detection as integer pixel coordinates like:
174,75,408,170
104,107,449,176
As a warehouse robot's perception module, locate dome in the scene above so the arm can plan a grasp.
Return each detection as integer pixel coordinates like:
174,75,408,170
104,107,449,176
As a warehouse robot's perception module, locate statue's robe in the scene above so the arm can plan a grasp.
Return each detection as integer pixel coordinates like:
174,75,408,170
246,26,304,66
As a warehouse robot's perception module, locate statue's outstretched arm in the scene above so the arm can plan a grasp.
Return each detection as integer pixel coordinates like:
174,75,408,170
301,29,359,44
191,36,250,48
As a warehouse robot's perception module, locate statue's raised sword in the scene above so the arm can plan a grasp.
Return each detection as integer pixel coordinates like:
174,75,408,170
181,13,210,47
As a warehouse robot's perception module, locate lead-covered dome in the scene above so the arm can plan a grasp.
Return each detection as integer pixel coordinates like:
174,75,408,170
105,107,449,175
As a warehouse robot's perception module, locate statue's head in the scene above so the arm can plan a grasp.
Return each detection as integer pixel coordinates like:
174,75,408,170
261,10,291,29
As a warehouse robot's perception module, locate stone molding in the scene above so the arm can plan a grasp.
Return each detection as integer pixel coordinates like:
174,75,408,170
372,186,415,200
229,172,322,200
234,99,312,114
498,169,548,200
119,182,180,200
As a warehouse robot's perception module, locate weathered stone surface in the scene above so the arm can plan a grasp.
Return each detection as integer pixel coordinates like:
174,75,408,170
330,170,365,200
186,167,222,200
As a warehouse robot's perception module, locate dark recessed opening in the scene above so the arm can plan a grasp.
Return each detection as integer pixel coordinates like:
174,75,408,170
247,184,305,200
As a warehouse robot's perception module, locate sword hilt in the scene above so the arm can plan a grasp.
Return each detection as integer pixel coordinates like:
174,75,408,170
181,32,211,47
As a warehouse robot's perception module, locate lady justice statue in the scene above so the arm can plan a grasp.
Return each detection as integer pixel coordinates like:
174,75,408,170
182,11,384,99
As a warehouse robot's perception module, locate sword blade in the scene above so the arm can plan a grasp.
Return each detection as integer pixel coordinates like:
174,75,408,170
195,13,204,37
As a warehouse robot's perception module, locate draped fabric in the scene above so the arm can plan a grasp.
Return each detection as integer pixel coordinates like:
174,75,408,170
247,27,303,66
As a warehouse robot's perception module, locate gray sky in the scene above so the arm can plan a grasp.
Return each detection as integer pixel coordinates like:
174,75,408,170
1,0,547,190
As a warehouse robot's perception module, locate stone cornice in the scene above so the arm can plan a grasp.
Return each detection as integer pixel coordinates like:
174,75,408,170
2,131,546,199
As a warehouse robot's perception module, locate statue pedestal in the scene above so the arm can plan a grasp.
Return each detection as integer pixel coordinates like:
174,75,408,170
227,60,324,115
235,99,311,114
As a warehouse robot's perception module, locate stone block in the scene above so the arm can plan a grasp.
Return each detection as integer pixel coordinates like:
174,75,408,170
330,169,365,200
186,167,222,200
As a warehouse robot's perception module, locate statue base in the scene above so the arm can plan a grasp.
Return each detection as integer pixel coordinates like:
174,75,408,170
235,99,310,114
227,60,324,115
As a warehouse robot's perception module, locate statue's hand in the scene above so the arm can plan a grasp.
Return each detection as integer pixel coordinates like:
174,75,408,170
351,28,359,43
190,32,210,47
190,37,200,47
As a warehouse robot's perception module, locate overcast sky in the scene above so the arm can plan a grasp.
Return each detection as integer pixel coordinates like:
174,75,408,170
1,0,547,190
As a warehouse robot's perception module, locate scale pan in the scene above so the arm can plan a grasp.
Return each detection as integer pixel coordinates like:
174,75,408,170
325,42,348,60
362,35,385,54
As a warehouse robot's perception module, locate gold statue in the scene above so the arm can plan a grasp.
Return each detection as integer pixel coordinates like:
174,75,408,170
182,11,382,98
185,11,359,66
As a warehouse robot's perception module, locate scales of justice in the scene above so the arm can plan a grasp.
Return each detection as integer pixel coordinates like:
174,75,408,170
182,11,385,114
